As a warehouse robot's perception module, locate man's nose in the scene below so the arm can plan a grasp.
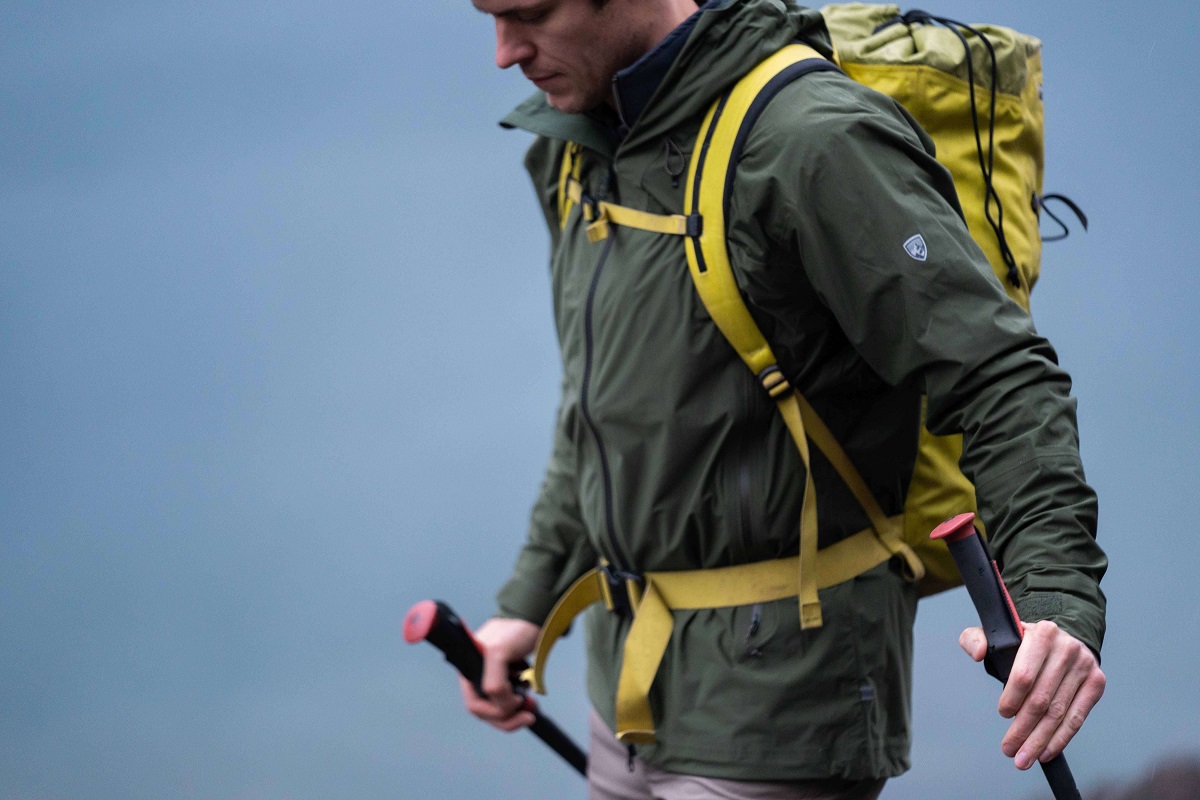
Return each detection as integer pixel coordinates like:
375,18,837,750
494,18,535,69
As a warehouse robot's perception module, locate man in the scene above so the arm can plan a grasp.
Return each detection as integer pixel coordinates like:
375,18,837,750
460,0,1107,797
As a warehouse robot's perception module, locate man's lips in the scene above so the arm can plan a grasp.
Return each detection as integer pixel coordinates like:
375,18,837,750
526,72,560,89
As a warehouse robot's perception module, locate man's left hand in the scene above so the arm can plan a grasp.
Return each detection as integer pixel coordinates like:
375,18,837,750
959,620,1106,770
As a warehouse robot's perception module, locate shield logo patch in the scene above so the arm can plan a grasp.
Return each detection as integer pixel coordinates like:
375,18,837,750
903,234,928,262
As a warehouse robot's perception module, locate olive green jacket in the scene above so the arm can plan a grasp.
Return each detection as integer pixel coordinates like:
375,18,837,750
493,0,1106,781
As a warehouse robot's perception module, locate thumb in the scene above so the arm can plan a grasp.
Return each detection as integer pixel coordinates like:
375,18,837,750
959,626,987,662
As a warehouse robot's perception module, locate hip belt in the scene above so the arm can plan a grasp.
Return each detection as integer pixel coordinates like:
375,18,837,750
520,516,907,746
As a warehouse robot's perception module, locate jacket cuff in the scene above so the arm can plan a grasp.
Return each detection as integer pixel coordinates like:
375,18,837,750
1014,590,1106,663
496,576,559,626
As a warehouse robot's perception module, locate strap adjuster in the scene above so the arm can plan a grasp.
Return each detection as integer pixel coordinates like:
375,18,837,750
757,365,792,399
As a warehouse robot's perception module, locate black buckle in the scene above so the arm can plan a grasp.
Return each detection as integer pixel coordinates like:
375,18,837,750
581,192,601,222
601,564,643,618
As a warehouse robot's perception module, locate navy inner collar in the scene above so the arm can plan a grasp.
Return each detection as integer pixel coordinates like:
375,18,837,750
611,1,715,131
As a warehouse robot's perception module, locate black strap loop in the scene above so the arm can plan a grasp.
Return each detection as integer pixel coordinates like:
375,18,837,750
1034,192,1089,243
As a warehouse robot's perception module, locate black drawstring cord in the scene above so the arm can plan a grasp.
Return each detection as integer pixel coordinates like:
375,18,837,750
1035,192,1089,242
878,10,1022,288
909,11,1022,287
872,13,1093,267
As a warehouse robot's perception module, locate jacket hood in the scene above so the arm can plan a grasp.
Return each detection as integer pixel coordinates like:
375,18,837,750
500,0,831,155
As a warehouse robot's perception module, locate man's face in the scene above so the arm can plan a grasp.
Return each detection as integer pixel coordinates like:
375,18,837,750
472,0,651,113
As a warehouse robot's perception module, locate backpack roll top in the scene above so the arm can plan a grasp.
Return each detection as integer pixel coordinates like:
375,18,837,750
823,3,1045,307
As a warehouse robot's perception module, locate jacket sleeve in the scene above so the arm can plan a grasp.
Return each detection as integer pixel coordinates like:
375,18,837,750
495,136,598,624
496,379,598,624
740,72,1107,655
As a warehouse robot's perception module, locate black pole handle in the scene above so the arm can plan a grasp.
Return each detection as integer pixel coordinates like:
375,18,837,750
403,599,588,777
931,513,1083,800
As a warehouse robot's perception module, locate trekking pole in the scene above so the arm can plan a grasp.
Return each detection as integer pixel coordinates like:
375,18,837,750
930,513,1083,800
403,599,588,777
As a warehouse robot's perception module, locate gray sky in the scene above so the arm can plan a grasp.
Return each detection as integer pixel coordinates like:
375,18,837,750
2,2,1198,798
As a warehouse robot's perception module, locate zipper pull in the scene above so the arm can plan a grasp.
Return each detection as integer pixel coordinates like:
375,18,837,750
743,604,764,658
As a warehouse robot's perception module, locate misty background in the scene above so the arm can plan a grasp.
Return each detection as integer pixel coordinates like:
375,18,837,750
2,1,1198,798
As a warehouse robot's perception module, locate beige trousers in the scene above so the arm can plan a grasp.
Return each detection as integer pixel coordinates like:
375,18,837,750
587,709,887,800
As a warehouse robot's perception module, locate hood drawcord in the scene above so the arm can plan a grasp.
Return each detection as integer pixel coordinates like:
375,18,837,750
664,137,687,188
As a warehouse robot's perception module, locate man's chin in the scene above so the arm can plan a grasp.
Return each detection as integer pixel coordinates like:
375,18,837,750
543,90,588,115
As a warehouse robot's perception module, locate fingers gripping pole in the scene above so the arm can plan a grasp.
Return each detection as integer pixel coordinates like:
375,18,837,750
402,600,588,777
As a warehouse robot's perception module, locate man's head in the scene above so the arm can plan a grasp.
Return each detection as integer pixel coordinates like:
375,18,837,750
472,0,697,114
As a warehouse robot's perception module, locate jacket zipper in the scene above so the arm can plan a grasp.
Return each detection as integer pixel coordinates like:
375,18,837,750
737,450,756,559
734,345,768,653
579,231,631,571
611,77,630,136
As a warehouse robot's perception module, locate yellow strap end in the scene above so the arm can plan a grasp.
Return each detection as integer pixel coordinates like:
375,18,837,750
800,601,823,630
896,543,927,582
519,667,545,694
524,567,605,699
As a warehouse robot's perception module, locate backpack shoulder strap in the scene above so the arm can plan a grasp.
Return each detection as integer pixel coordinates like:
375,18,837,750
682,43,837,373
683,44,924,628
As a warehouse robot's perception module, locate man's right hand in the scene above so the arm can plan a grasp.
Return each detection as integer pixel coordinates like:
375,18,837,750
459,616,542,732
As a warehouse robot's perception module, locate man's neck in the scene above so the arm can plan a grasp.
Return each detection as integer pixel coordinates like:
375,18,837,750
605,0,706,126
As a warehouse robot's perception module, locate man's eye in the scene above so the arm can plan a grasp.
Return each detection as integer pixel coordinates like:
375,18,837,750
514,9,547,22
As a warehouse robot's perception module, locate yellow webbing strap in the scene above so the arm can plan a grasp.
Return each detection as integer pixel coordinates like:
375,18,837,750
774,390,823,630
557,142,583,230
522,519,900,744
521,568,606,694
563,177,693,243
794,393,924,581
683,43,833,634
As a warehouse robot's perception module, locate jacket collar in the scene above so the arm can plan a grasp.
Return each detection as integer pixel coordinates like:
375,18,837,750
610,0,717,135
